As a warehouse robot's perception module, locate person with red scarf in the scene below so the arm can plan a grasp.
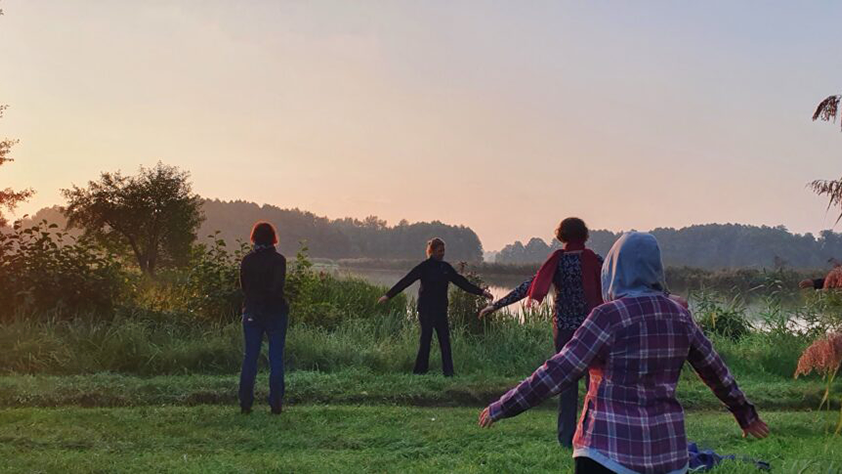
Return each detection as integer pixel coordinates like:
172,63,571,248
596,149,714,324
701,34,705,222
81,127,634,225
479,217,603,447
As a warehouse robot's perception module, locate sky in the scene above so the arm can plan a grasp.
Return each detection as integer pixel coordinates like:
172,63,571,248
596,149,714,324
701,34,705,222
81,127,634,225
2,1,842,251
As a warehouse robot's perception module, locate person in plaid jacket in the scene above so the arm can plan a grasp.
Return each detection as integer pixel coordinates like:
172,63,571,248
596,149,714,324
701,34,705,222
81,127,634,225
479,232,769,473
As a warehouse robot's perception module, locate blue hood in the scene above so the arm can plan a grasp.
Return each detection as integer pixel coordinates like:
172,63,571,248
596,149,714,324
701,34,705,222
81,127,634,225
601,232,667,302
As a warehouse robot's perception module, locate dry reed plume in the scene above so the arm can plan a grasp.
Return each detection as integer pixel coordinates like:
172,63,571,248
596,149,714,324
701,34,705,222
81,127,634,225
795,332,842,434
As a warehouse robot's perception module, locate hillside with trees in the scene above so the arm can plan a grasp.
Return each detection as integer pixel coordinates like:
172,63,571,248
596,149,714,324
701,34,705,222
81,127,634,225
9,199,485,262
198,199,484,261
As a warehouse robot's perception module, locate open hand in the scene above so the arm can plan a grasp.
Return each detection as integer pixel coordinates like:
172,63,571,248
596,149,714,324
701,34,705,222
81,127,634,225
799,279,814,289
377,296,389,305
478,305,495,319
742,418,769,439
478,407,494,428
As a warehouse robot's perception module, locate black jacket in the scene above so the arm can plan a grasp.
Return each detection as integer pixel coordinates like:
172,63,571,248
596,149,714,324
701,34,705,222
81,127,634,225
386,258,484,314
240,247,289,318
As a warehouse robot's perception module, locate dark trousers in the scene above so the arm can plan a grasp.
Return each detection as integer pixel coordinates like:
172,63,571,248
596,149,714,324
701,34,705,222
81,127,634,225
556,328,590,447
238,313,288,410
574,457,616,473
413,310,454,376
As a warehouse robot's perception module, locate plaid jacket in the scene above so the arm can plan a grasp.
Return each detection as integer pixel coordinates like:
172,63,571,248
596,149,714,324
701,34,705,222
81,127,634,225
489,295,758,474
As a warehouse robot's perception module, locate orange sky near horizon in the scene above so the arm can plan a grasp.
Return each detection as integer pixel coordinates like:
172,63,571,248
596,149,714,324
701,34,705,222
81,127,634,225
2,1,842,251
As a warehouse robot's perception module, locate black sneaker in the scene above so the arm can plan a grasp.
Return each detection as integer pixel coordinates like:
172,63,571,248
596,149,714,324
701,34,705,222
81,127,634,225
270,403,283,415
241,407,252,415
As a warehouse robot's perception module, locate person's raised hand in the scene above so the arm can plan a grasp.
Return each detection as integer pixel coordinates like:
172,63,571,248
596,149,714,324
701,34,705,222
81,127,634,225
478,305,495,319
377,295,389,305
742,418,769,439
478,406,494,428
482,290,494,300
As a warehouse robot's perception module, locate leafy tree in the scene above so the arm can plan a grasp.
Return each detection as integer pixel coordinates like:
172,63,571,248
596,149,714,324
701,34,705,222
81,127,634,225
62,162,204,275
0,105,34,227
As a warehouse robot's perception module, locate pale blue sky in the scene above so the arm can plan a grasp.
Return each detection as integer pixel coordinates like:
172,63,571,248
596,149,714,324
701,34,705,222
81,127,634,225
2,1,841,249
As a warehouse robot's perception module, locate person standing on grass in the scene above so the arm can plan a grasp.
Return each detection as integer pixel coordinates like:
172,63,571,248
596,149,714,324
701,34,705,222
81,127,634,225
478,232,769,474
378,237,493,377
238,221,289,415
478,217,604,448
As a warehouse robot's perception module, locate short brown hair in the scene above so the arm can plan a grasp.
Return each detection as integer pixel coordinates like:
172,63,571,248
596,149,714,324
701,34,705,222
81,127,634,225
555,217,588,243
426,237,446,256
250,221,278,245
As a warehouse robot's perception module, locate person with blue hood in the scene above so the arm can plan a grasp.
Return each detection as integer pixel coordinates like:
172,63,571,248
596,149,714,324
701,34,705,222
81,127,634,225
478,232,769,474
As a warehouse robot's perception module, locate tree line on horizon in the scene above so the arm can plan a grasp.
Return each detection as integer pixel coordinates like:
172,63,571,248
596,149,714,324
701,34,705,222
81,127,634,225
17,201,842,270
12,198,485,264
495,224,842,270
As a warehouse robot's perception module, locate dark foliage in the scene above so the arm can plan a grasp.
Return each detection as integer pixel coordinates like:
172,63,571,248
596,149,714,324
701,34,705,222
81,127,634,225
197,199,484,262
0,220,127,319
62,162,204,275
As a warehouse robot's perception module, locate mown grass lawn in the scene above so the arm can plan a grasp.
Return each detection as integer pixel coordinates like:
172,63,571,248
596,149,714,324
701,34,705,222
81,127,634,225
1,406,839,473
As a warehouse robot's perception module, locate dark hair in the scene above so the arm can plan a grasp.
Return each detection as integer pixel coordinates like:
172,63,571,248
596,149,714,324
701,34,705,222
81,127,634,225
555,217,588,243
250,221,278,245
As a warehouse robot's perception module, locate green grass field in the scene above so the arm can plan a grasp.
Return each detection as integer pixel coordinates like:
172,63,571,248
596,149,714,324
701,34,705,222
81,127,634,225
1,405,839,473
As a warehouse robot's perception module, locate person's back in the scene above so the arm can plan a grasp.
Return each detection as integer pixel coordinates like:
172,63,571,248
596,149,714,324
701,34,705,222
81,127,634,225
592,295,691,408
413,257,462,313
240,248,288,318
574,295,703,470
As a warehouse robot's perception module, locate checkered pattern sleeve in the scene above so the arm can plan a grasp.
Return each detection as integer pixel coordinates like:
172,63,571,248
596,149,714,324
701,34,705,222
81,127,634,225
488,307,614,421
687,320,759,429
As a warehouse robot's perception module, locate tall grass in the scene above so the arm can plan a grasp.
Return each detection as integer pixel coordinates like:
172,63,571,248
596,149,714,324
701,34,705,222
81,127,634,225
1,242,837,383
0,296,829,383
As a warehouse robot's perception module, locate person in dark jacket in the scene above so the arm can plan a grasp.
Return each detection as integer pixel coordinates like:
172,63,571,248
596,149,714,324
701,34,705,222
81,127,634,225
238,221,289,415
378,237,492,376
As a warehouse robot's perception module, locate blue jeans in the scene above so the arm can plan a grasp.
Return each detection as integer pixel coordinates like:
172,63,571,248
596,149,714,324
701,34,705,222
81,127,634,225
238,313,288,410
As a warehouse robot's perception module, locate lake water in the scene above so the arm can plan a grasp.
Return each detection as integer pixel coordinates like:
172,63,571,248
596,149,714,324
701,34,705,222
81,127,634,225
331,265,806,323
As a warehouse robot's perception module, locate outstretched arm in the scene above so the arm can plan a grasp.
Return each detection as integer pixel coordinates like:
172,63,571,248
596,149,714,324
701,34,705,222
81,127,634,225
492,277,534,310
481,308,613,425
446,263,487,296
381,264,422,301
688,321,767,437
479,277,534,319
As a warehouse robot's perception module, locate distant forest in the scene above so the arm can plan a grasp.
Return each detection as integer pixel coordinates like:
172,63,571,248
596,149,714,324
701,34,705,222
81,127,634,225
496,224,842,269
14,204,842,269
16,200,485,262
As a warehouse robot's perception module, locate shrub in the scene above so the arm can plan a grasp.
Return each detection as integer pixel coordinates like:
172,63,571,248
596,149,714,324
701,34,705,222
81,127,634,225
183,234,249,322
286,243,407,330
0,220,127,320
691,290,752,340
448,262,491,334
